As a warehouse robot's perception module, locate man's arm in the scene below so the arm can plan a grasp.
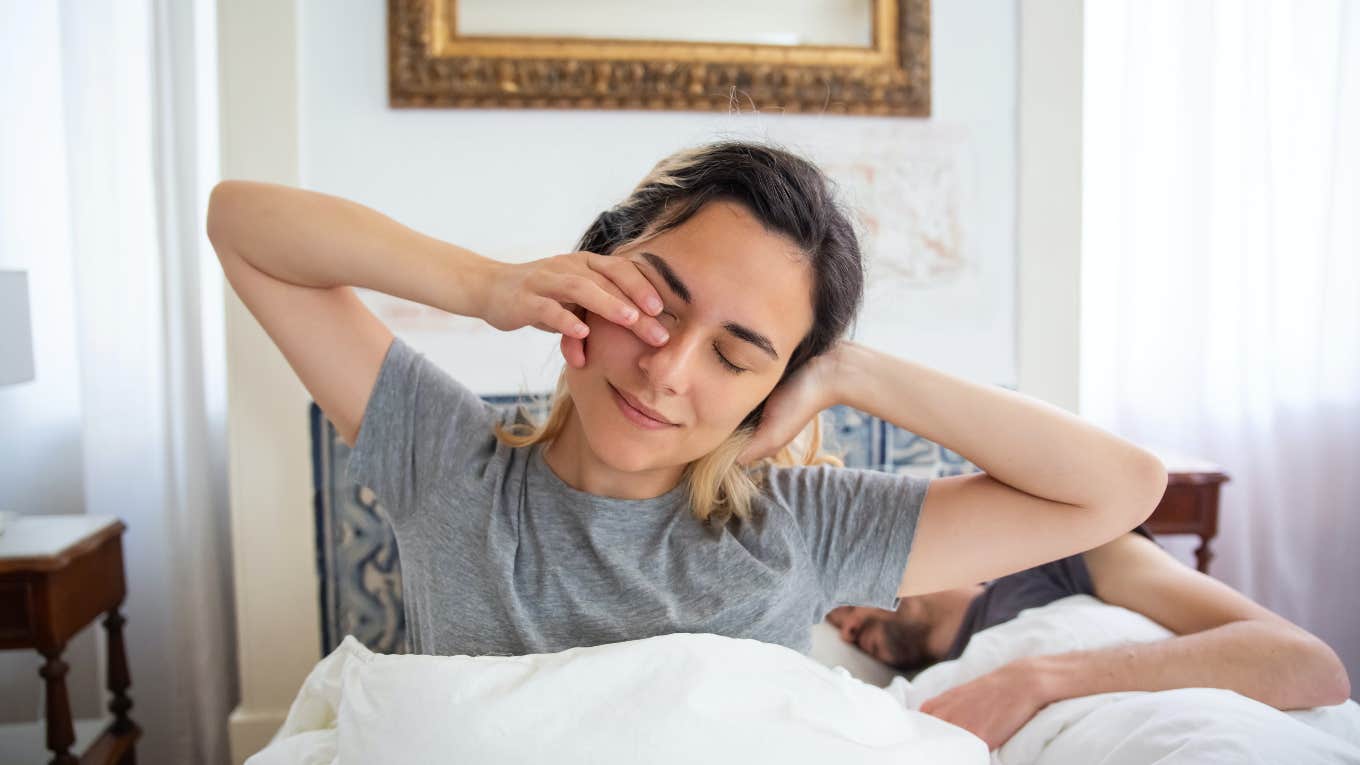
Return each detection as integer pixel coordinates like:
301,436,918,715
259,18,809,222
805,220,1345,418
918,532,1351,750
1030,532,1350,710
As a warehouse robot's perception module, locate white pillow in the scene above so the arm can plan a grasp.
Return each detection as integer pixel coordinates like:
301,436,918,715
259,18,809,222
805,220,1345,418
891,594,1173,708
336,632,986,764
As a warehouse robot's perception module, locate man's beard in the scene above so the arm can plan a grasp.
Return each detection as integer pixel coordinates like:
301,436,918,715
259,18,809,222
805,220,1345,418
879,617,935,673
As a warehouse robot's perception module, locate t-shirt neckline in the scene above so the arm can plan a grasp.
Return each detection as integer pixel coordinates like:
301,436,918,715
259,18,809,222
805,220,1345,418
529,442,689,512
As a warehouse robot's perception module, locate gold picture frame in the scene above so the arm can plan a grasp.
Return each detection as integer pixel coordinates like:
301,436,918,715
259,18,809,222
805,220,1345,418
388,0,931,115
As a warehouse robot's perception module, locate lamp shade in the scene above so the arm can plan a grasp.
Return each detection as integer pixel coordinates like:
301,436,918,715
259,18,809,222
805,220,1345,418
0,270,35,385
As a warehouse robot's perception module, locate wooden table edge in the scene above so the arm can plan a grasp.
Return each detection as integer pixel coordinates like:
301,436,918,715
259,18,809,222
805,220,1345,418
1166,470,1230,485
0,520,127,575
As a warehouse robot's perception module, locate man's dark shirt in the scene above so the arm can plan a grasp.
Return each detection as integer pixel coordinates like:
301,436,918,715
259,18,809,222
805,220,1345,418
942,526,1157,661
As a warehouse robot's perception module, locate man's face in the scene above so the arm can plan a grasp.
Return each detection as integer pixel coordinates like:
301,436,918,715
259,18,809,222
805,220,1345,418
827,603,934,670
564,200,815,472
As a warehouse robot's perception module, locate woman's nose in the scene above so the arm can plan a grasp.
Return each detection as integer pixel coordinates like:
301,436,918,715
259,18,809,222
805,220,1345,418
636,330,700,395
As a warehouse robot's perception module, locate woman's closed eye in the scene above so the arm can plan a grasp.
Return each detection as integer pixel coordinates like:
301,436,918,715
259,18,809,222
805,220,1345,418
657,310,749,375
712,342,747,374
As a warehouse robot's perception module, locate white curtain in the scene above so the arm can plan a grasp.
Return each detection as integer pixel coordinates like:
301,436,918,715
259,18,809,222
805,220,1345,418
2,1,237,761
1083,1,1359,697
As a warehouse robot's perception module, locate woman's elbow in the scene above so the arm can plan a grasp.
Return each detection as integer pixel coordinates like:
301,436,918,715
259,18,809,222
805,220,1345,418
1278,628,1351,708
1119,449,1168,527
1085,448,1167,534
206,180,247,248
1310,638,1353,706
1330,668,1353,706
1078,452,1166,549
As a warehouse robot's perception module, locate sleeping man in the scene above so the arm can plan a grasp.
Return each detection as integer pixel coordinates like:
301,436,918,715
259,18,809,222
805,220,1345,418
828,527,1352,750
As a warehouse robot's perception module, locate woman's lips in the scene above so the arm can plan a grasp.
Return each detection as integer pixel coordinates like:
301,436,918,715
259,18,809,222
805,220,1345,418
609,384,677,430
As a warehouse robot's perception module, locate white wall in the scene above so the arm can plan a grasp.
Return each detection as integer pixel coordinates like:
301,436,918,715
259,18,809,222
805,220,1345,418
1018,0,1083,411
297,0,1018,391
217,0,312,760
223,1,1021,760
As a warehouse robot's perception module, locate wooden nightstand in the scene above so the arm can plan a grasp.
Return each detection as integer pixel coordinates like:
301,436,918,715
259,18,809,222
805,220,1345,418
1143,454,1230,574
0,515,139,765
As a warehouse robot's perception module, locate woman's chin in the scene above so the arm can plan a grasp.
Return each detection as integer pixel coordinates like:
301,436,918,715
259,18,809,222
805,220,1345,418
587,428,667,472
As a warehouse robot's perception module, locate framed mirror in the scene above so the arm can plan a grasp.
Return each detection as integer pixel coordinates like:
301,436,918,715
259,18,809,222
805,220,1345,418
389,0,930,115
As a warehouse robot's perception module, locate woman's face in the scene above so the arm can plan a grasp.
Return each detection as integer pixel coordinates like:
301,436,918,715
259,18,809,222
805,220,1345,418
564,200,816,473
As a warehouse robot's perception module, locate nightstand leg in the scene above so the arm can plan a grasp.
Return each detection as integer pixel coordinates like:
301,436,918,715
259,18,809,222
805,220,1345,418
1195,535,1214,574
103,608,135,736
37,644,78,765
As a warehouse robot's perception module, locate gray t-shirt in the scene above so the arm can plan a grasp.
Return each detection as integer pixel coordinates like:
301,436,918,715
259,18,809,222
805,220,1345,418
348,337,928,658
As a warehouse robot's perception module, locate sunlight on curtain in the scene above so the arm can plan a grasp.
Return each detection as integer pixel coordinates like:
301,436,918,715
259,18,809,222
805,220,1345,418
0,1,235,761
1083,0,1359,697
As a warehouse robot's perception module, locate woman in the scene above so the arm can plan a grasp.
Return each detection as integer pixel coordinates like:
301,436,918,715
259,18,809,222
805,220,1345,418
206,141,1167,659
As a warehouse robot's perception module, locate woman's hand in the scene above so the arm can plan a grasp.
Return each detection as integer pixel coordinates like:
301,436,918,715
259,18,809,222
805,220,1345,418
736,343,848,465
480,251,670,368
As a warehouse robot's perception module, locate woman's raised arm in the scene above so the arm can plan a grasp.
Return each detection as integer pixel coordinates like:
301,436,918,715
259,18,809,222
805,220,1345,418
205,181,670,446
206,180,499,447
833,342,1168,596
739,338,1164,596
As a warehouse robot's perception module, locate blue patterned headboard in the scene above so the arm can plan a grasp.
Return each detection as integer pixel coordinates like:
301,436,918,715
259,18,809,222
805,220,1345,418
309,398,979,656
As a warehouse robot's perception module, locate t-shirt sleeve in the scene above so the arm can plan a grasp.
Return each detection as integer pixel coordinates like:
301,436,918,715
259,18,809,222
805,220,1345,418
1032,553,1097,598
346,336,499,525
762,464,930,611
1030,526,1159,596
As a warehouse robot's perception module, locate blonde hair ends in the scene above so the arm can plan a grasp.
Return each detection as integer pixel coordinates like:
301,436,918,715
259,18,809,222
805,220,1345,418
493,375,843,528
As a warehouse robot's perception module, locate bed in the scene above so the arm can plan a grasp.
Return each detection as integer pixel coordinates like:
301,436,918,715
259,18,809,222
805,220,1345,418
250,595,1360,764
286,398,1360,763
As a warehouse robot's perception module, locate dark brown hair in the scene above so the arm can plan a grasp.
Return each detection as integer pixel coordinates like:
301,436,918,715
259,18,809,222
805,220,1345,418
576,140,865,433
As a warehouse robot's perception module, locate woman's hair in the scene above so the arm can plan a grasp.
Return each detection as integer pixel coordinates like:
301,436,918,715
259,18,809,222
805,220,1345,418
495,140,865,527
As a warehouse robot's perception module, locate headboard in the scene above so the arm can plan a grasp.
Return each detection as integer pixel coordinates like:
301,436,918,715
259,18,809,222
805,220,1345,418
309,398,980,656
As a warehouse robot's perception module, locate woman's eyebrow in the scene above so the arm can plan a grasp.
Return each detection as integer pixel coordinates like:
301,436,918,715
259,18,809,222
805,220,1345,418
722,321,779,361
639,251,691,304
638,250,780,361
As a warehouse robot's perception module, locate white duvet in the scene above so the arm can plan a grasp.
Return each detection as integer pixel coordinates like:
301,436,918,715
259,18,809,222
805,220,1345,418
246,631,986,764
883,595,1360,764
250,595,1360,764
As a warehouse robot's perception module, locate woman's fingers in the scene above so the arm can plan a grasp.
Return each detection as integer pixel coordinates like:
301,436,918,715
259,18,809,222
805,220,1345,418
514,253,669,361
560,332,586,369
532,297,590,340
587,254,670,346
561,303,587,368
587,252,665,316
553,272,669,346
586,271,671,347
552,273,637,323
